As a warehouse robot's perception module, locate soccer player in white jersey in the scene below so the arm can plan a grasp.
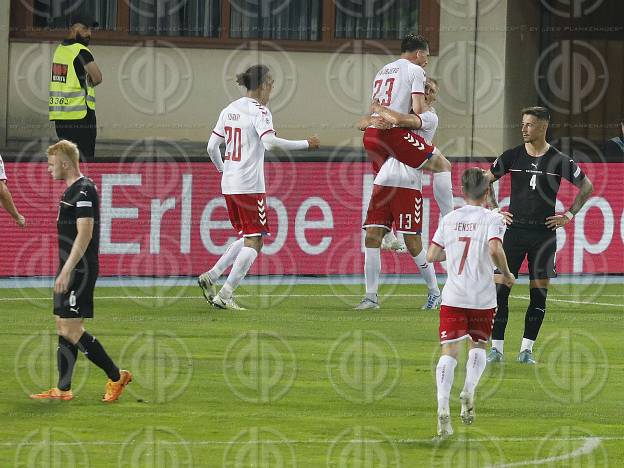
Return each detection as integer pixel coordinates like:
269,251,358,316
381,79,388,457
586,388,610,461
355,78,452,309
427,168,515,438
198,65,320,309
0,154,26,228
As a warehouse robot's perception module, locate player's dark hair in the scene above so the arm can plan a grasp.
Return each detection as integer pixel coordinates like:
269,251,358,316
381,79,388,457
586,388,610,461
401,33,429,53
462,168,489,200
236,65,270,91
521,106,550,122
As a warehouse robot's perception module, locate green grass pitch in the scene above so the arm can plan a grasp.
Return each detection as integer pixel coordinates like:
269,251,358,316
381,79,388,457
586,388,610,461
1,281,622,467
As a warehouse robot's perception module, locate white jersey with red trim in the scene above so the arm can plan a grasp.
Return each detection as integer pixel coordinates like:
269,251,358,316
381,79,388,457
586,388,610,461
373,109,438,190
213,97,274,194
370,58,426,115
432,205,507,309
0,154,6,181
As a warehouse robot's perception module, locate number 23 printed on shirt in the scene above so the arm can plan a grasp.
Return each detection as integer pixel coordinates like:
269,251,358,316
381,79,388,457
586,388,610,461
373,78,395,106
224,126,242,161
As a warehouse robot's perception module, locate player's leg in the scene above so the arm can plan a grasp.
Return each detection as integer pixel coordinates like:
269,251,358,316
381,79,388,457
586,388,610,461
198,237,245,301
356,185,393,309
460,307,496,424
403,234,441,309
362,127,390,174
488,228,525,361
518,232,556,363
213,194,268,309
421,148,454,217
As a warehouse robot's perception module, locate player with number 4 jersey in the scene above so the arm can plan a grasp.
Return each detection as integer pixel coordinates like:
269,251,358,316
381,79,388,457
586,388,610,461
199,65,319,310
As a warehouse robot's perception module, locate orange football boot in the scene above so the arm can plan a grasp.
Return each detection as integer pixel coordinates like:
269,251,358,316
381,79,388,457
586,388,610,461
30,388,73,401
102,370,132,402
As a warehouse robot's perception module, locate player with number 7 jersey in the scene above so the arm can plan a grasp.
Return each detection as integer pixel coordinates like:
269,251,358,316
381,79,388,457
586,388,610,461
198,65,320,310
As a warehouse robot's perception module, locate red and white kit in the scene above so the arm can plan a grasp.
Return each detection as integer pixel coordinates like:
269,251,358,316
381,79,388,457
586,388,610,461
363,58,435,173
363,109,438,235
432,205,507,343
0,155,6,181
212,97,275,237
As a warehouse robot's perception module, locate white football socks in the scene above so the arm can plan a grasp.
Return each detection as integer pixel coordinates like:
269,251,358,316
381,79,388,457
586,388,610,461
492,340,504,354
220,246,258,300
436,354,457,414
433,172,454,217
365,248,381,301
521,338,535,352
462,348,487,396
207,237,245,281
412,249,440,294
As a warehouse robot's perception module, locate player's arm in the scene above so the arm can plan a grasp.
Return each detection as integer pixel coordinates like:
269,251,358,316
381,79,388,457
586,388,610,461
0,180,25,227
207,132,225,173
426,243,446,262
483,151,514,224
371,101,422,129
545,176,593,230
55,217,93,293
356,113,393,131
489,239,515,288
261,132,320,151
79,49,102,87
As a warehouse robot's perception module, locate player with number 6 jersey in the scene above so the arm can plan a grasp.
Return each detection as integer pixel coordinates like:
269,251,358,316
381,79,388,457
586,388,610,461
199,65,320,310
427,168,515,438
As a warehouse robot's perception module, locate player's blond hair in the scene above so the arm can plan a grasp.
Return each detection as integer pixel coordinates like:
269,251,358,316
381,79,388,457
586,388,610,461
47,140,80,166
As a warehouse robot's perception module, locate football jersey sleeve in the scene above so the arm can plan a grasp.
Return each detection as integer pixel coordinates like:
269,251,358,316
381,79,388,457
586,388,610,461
76,184,96,219
432,224,445,249
254,108,275,139
560,155,586,187
411,65,426,95
0,155,6,181
212,109,226,138
487,213,507,242
490,149,514,180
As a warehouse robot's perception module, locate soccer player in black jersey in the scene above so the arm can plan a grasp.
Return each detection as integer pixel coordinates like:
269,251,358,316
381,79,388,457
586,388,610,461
483,107,594,364
30,140,132,402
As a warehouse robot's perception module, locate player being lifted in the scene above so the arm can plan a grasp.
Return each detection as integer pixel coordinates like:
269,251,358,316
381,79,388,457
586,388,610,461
484,107,593,364
427,168,514,438
355,66,453,309
198,65,320,309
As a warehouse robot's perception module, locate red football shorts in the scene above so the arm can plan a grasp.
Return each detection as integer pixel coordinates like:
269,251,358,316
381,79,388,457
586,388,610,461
439,305,496,344
363,185,423,234
363,127,435,174
224,193,270,237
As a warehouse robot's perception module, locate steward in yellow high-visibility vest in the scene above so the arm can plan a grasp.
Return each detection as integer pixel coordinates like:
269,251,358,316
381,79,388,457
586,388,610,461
49,14,102,162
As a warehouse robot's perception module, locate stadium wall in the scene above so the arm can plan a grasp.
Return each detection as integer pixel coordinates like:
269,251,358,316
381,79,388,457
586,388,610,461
0,161,621,277
3,1,516,157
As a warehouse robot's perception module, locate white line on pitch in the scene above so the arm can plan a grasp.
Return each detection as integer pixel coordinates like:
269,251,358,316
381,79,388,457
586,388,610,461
490,437,602,467
510,295,623,308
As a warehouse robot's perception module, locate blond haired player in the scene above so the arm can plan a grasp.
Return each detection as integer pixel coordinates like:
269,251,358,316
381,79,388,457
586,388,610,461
427,168,514,438
0,154,26,228
199,65,319,309
31,140,131,402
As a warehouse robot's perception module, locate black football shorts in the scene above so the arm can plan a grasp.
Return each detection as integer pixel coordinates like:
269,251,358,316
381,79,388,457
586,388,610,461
53,269,98,318
497,226,557,280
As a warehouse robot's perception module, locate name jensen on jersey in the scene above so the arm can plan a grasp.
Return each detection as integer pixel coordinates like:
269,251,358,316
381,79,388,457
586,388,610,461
454,222,477,232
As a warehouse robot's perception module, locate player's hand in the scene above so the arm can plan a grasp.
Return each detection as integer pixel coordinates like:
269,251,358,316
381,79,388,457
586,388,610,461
54,269,71,294
500,211,513,225
307,135,320,149
545,214,570,230
501,272,515,288
370,116,393,130
15,214,26,228
371,100,399,125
